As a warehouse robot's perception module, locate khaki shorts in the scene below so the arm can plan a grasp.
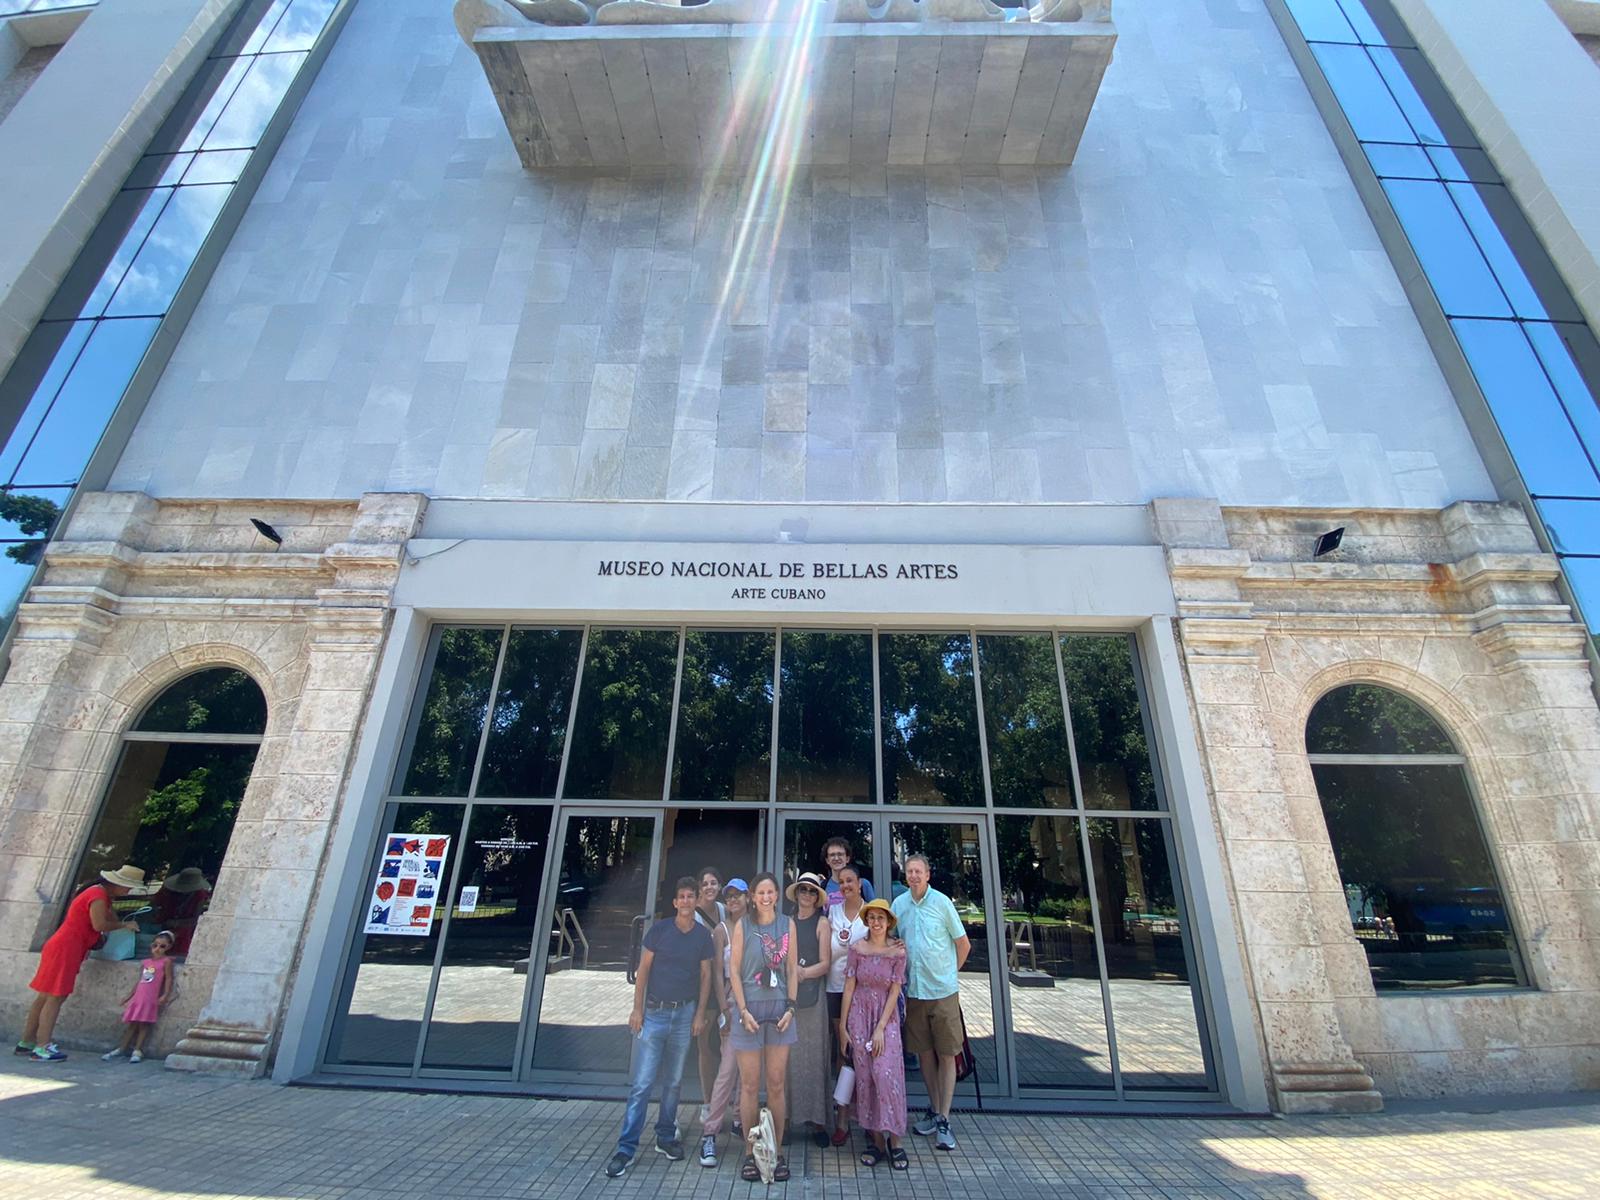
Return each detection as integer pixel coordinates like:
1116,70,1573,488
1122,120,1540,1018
903,994,963,1057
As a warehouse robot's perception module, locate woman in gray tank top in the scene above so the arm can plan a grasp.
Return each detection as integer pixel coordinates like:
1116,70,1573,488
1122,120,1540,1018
726,872,798,1183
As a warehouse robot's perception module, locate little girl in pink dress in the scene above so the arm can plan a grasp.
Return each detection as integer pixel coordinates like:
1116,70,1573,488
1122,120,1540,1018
102,930,176,1064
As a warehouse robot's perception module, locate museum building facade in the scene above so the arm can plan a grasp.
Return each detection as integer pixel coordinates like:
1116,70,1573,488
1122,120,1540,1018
0,0,1599,1117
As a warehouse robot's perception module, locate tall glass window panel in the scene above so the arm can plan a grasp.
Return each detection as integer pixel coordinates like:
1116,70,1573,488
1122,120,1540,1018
325,803,465,1068
532,815,658,1076
1367,47,1477,148
1085,818,1210,1090
0,321,94,481
562,629,679,801
1307,44,1417,143
879,632,984,807
671,630,775,803
102,185,232,318
1446,183,1582,323
397,627,504,797
1526,322,1600,469
476,628,582,799
1304,683,1453,755
1381,180,1512,318
1060,635,1162,812
421,805,553,1071
888,820,998,1087
776,630,875,804
1538,499,1600,558
134,666,268,734
995,815,1113,1089
1283,0,1358,44
978,634,1075,809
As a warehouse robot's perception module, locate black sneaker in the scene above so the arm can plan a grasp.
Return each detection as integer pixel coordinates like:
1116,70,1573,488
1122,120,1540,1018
13,1042,35,1057
655,1136,686,1161
604,1152,631,1178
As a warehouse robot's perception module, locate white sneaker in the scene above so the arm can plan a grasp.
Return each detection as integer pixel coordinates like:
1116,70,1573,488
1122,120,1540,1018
129,1050,143,1064
100,1049,126,1062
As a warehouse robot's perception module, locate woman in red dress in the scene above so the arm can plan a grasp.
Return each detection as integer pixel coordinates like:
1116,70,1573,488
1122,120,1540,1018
16,865,148,1062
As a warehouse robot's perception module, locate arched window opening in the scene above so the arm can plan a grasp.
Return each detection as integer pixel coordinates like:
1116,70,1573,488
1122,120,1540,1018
1307,684,1526,991
71,668,267,959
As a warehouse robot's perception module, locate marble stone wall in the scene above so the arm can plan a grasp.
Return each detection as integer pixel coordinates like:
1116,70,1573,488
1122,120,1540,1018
106,0,1494,509
1162,498,1600,1104
0,490,426,1071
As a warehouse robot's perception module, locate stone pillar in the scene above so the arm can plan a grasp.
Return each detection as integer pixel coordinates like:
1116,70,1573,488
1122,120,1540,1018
1155,498,1383,1113
168,493,427,1075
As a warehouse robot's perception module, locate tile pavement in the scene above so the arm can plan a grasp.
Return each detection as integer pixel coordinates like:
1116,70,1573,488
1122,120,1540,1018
3,1057,1599,1198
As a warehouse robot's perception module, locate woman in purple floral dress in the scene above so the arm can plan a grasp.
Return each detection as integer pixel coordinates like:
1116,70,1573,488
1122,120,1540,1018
838,898,909,1169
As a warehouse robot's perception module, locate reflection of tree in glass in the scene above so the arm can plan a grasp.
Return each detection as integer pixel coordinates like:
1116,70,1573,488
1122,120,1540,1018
1086,818,1187,980
672,630,774,802
402,628,502,797
563,629,678,800
777,631,875,804
478,628,583,798
1061,636,1159,811
978,634,1073,808
0,491,60,565
1305,684,1454,755
135,667,267,734
880,633,983,806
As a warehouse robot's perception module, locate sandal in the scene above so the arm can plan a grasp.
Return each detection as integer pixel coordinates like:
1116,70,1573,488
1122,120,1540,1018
741,1155,760,1182
890,1147,909,1171
773,1156,790,1182
830,1126,849,1147
859,1146,885,1168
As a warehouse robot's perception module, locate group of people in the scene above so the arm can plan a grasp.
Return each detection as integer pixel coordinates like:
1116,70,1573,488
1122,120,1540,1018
606,839,972,1183
13,863,195,1063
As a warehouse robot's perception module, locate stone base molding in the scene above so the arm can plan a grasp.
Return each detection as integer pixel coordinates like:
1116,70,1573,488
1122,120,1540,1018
0,490,427,1075
1157,498,1600,1109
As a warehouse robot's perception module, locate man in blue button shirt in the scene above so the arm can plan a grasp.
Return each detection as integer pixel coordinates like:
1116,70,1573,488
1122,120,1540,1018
605,877,713,1179
890,853,970,1152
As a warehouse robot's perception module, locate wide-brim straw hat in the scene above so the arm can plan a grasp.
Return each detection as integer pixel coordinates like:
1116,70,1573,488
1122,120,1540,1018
100,865,153,893
162,867,212,894
859,898,897,931
785,871,828,903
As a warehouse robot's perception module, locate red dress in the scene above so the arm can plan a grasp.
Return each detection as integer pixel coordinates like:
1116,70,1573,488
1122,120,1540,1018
29,885,107,998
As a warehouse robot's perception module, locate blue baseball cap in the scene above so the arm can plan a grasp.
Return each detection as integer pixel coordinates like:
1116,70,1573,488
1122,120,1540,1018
723,878,749,895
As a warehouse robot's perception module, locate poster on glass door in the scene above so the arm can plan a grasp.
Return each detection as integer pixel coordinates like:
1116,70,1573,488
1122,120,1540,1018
364,833,451,936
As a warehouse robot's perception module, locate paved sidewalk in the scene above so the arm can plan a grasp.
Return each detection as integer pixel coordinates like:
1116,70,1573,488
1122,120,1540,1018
2,1058,1598,1199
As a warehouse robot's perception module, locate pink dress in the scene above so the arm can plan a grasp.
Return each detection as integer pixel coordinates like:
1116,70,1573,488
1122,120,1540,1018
844,945,907,1138
122,957,169,1024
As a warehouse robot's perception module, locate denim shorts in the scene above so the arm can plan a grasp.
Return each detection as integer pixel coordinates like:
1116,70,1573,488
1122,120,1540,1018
729,997,798,1051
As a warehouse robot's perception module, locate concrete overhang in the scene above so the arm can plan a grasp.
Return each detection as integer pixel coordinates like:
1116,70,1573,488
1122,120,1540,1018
454,0,1117,169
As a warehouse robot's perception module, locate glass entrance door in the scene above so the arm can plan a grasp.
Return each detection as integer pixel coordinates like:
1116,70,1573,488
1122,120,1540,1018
887,817,1007,1100
528,811,661,1083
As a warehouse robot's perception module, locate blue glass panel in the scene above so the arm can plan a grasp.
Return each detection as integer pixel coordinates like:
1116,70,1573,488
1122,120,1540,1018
126,154,193,189
0,321,94,482
1560,557,1600,633
213,0,294,59
1426,146,1498,184
263,0,339,52
1526,323,1600,468
13,318,159,487
1446,184,1583,324
44,189,173,321
0,551,41,625
181,149,252,185
1383,180,1511,318
1369,49,1475,147
1285,0,1358,42
1336,0,1413,47
0,487,71,541
171,58,253,153
201,52,307,150
1452,318,1600,498
103,185,232,318
1364,143,1434,179
1537,500,1600,555
1309,44,1417,143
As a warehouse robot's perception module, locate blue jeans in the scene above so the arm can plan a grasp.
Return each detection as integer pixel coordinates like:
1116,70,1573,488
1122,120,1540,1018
616,1004,696,1159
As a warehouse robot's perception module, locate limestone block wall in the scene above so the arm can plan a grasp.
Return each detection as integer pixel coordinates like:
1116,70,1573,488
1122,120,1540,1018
0,490,426,1071
1161,498,1600,1105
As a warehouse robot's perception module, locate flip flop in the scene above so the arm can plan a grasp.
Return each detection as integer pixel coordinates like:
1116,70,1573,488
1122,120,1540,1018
774,1156,790,1182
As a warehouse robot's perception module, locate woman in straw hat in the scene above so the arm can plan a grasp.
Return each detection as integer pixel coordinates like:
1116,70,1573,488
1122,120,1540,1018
15,865,148,1062
784,871,833,1145
838,897,909,1169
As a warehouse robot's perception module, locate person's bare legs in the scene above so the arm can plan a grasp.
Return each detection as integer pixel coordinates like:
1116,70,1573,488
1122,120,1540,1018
736,1049,763,1148
763,1044,790,1148
116,1025,137,1053
130,1023,152,1054
27,995,65,1048
20,993,49,1044
919,1050,958,1116
833,1016,850,1134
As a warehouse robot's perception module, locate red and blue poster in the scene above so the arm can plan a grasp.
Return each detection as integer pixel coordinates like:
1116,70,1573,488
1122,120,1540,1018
364,831,451,936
